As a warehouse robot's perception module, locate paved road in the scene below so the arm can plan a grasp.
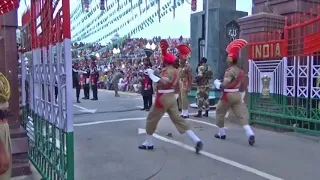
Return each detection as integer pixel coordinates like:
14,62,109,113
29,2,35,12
72,90,320,180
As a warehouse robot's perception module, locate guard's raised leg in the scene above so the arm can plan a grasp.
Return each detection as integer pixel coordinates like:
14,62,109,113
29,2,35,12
166,96,203,154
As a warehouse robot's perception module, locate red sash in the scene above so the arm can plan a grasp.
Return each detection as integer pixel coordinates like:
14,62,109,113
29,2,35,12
155,71,178,108
144,76,149,90
82,74,87,85
90,75,95,85
221,71,243,102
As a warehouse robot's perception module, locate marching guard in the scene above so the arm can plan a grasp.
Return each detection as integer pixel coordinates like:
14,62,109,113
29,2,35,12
138,40,203,153
177,44,192,118
90,61,99,100
140,48,154,111
213,39,255,146
111,70,124,97
82,64,91,100
72,62,82,103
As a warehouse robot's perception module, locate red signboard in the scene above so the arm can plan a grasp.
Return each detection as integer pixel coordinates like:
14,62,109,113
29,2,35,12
191,0,197,12
249,41,285,60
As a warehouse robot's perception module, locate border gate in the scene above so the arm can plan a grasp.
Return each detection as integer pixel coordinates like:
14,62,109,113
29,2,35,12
248,8,320,134
20,0,74,179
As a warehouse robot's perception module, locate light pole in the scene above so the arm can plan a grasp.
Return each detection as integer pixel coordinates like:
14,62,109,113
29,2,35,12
205,0,209,58
151,43,156,50
146,42,151,49
112,48,120,55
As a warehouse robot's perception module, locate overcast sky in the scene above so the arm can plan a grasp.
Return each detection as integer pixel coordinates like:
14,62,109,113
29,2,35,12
18,0,252,44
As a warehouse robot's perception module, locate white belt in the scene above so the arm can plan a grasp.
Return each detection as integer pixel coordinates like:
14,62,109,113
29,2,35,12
158,89,175,93
224,89,239,93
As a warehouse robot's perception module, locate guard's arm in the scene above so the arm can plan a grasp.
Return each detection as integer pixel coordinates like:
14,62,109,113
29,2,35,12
220,70,234,89
188,66,193,90
147,69,174,85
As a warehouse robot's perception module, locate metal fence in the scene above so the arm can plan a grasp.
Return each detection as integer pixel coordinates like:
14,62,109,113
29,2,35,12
20,0,74,179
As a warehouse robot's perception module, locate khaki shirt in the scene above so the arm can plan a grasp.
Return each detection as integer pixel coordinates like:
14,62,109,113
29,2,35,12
157,66,179,90
223,65,242,89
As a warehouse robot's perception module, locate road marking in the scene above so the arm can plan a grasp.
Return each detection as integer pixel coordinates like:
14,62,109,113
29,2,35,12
138,128,283,180
98,89,140,96
74,116,227,129
73,104,97,113
74,117,147,127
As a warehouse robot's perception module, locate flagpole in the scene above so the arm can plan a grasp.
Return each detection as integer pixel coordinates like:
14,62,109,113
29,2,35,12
204,0,209,58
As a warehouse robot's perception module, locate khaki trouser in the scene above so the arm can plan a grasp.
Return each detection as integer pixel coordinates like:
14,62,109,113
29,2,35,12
216,92,249,128
178,81,189,110
0,122,12,180
146,93,190,135
112,82,119,95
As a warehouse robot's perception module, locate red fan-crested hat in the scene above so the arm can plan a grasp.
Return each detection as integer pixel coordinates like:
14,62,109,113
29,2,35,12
176,44,191,59
160,40,175,64
226,39,248,60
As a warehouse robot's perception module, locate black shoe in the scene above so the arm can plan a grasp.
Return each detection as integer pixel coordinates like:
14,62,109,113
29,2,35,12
203,111,209,117
145,108,150,111
182,115,189,119
195,141,203,154
83,97,89,100
91,98,98,101
214,134,226,140
141,108,146,111
82,97,86,99
194,111,202,118
77,100,81,103
248,135,255,146
138,145,154,150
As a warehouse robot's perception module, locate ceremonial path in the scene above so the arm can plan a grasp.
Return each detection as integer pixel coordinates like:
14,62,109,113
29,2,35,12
71,90,319,180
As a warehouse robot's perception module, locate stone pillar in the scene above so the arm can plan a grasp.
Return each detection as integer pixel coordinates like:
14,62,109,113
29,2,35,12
190,0,247,78
0,10,31,177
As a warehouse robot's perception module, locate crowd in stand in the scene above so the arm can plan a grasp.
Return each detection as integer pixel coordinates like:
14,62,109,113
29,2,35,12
72,36,190,93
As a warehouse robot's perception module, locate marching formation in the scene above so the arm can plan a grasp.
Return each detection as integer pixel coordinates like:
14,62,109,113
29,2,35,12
137,38,255,153
69,38,255,154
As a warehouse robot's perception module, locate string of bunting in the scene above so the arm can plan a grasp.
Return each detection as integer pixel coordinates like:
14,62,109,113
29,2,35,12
70,4,82,21
72,0,185,61
72,1,129,40
71,2,115,31
101,0,184,53
73,0,155,42
72,0,163,51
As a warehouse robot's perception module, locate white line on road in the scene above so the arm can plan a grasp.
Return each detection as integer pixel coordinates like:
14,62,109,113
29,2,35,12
73,104,97,113
74,116,226,129
138,128,284,180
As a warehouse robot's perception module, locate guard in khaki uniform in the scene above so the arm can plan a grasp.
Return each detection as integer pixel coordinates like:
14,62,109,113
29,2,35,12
176,44,192,118
214,39,255,146
138,40,203,153
0,72,12,179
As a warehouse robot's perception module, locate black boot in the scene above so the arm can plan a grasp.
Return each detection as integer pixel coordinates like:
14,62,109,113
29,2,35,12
214,134,226,140
248,135,255,146
203,110,209,117
194,111,202,117
195,141,203,154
